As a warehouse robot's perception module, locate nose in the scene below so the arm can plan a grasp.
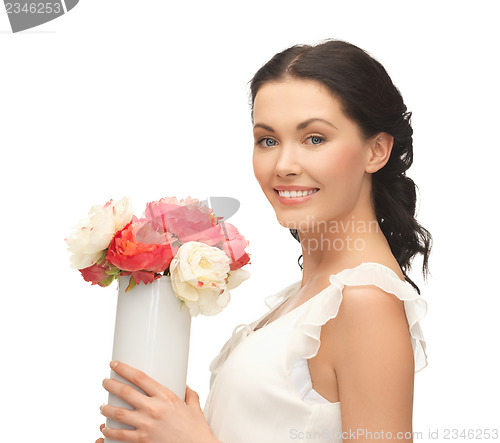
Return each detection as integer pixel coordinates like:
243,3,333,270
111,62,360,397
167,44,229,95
274,143,302,177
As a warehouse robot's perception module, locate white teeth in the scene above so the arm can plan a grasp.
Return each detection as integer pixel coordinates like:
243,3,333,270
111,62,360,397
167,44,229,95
277,189,318,198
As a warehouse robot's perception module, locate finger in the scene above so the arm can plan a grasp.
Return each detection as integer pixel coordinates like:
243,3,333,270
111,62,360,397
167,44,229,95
100,404,140,428
102,377,148,409
185,385,200,406
97,422,106,442
109,361,168,398
102,425,139,443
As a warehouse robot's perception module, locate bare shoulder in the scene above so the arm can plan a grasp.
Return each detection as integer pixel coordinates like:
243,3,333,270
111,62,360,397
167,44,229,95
339,284,408,329
323,284,413,368
322,284,415,435
322,284,410,355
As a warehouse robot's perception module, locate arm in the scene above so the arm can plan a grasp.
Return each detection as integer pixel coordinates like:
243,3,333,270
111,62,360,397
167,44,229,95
327,285,415,442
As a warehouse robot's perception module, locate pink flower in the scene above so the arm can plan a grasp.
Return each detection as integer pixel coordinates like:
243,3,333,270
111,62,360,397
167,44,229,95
79,261,115,287
192,224,228,246
145,196,201,218
144,197,250,271
106,219,179,274
218,222,251,271
144,196,219,244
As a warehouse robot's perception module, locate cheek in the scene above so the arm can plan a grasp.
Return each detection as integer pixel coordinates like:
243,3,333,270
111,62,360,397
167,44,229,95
319,145,363,183
313,145,366,215
252,152,271,186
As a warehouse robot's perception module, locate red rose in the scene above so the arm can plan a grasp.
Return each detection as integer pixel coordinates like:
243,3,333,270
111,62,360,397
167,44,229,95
106,220,178,273
79,261,115,287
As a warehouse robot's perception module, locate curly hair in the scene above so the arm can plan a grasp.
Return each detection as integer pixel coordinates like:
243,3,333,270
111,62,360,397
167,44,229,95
248,39,432,295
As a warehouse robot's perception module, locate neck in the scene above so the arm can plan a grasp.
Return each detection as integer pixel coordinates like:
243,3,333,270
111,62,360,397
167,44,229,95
296,196,393,286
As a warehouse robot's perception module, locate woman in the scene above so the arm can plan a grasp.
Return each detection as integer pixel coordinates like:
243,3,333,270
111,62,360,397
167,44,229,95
97,39,432,443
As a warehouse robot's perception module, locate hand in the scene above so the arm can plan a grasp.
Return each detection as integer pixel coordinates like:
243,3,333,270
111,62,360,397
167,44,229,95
98,361,217,443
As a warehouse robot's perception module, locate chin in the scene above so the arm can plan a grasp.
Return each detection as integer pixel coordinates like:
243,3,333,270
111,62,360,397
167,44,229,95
275,216,302,231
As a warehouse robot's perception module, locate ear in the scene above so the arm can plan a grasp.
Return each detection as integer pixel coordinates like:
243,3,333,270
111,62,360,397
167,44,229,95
365,133,394,174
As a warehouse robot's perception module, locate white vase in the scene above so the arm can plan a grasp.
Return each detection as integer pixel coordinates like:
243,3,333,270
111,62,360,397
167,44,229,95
105,275,192,443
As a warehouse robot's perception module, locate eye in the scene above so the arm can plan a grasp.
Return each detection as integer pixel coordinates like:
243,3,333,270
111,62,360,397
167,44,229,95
305,135,325,145
256,137,278,148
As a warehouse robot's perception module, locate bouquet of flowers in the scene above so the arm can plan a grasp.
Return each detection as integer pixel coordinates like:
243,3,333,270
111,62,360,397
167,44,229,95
65,195,251,316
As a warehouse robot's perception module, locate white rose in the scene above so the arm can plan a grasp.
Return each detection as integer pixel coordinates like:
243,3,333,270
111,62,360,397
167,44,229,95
170,241,232,316
66,197,133,269
226,268,251,290
112,197,134,232
181,287,231,317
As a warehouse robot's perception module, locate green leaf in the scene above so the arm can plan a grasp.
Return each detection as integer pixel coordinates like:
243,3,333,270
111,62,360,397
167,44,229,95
105,265,121,276
96,250,107,266
125,275,136,293
100,275,116,287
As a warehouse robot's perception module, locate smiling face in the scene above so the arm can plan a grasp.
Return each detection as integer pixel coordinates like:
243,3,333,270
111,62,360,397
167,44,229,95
252,77,376,232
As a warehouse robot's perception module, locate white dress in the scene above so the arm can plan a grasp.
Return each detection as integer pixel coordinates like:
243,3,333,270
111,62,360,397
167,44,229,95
203,262,428,443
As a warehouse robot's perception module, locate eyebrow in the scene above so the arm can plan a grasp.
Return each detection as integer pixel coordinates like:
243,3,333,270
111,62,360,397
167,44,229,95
253,117,337,132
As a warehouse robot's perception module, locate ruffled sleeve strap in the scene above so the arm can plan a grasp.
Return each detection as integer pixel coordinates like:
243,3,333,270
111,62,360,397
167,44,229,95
208,323,253,390
293,263,428,374
264,281,301,309
292,276,345,364
338,263,428,372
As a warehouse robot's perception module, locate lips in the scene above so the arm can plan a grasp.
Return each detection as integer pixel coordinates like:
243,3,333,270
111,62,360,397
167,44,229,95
274,186,319,191
273,188,320,205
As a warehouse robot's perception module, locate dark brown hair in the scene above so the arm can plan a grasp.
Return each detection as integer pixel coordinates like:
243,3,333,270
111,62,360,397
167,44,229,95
249,39,432,294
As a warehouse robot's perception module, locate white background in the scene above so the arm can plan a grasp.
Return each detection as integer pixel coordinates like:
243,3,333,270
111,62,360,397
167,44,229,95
1,1,499,441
